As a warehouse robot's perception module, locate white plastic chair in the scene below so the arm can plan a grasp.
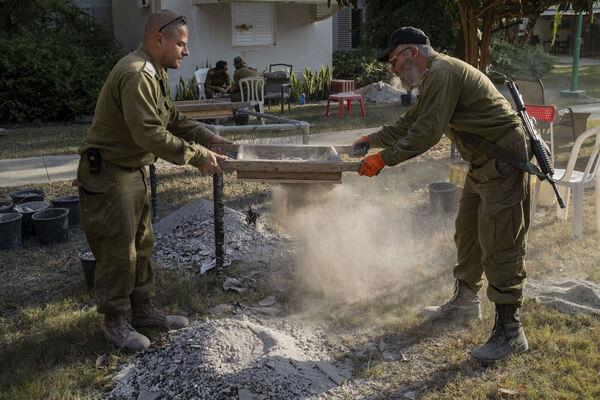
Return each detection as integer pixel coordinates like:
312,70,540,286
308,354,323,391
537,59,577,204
194,68,210,100
239,76,265,124
531,126,600,238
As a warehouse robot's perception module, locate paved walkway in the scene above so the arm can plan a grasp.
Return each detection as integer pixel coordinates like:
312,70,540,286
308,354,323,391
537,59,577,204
553,56,600,66
0,128,379,188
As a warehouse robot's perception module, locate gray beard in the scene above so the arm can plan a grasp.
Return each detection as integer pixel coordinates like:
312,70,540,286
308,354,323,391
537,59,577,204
398,62,422,91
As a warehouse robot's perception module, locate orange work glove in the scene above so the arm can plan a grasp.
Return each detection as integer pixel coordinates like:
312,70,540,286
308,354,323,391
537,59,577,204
359,152,386,177
351,135,370,156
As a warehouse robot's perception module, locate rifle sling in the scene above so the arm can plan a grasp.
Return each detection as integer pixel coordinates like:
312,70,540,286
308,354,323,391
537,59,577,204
457,131,547,180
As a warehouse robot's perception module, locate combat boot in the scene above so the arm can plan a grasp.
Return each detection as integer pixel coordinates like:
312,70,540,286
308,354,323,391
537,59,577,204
131,300,189,330
422,280,482,322
470,303,529,365
103,314,150,351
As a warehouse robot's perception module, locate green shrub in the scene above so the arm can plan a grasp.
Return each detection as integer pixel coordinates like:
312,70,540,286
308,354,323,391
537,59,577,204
490,40,554,80
289,65,331,103
175,76,199,101
332,48,392,88
0,0,124,123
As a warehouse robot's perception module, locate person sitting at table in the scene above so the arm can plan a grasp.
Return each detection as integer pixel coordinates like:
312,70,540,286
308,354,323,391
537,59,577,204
205,60,231,99
230,56,258,102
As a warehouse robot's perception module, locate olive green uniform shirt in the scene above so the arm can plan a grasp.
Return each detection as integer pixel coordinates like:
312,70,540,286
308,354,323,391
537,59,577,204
368,53,522,166
231,66,259,94
205,68,231,90
79,45,213,168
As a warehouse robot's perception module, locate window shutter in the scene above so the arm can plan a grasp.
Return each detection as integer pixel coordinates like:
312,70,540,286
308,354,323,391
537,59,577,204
232,3,274,47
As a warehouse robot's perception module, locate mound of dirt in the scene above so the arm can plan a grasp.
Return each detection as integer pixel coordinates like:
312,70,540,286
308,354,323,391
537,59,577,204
526,279,600,316
154,199,287,270
355,81,406,103
108,317,352,400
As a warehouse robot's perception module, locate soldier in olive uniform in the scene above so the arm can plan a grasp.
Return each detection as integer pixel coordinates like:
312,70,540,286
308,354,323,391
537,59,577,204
353,27,531,364
78,10,230,350
230,56,259,102
204,60,231,99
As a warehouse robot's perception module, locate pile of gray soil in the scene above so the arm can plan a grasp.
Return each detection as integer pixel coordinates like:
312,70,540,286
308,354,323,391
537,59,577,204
355,81,405,103
153,199,287,271
108,316,352,400
526,279,600,316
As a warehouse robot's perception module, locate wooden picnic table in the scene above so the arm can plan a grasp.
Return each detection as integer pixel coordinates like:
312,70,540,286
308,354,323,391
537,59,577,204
174,99,252,120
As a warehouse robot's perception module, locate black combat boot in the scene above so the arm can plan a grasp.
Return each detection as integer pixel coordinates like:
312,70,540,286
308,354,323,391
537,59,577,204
422,280,482,321
471,303,529,365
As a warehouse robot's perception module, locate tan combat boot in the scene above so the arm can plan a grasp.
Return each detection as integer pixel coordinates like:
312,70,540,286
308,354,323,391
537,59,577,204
470,303,529,365
131,300,189,330
103,314,150,351
422,280,482,322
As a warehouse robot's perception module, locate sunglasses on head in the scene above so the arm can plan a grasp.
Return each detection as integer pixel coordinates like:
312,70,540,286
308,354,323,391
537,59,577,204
158,15,187,33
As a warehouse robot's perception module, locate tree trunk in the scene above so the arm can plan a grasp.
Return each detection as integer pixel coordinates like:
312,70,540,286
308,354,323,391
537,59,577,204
479,7,495,72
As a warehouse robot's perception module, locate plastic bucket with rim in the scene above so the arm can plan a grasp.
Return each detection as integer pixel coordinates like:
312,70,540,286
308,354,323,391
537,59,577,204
32,208,69,244
10,189,44,205
51,195,80,226
0,213,23,250
79,249,96,292
428,182,459,214
0,200,13,214
14,201,50,238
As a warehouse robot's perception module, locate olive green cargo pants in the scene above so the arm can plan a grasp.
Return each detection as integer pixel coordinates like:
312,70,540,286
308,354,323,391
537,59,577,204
453,130,531,305
77,156,155,315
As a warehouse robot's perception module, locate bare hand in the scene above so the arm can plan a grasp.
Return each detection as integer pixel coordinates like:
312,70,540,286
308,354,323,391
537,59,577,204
200,151,228,175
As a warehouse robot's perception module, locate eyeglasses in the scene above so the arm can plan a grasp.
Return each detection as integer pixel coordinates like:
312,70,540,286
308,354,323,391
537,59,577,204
388,47,413,66
158,15,187,33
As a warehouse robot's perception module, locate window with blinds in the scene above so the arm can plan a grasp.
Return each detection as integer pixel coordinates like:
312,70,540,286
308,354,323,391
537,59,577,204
231,3,275,47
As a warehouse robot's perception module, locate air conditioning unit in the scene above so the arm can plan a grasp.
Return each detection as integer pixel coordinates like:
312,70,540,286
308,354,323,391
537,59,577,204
138,0,150,8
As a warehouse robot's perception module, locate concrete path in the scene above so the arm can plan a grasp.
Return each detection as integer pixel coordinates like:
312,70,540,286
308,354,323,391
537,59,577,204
0,127,380,188
553,56,600,66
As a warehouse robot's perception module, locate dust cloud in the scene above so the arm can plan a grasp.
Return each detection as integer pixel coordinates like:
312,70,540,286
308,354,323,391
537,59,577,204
270,179,456,303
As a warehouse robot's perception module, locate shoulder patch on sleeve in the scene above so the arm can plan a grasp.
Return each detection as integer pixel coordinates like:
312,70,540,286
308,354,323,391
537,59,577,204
143,61,156,78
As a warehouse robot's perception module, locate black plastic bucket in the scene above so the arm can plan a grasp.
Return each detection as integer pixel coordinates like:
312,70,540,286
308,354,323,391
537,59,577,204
428,182,458,214
0,200,13,214
32,208,69,244
79,249,96,292
10,189,44,205
51,195,80,227
14,201,50,238
0,213,23,250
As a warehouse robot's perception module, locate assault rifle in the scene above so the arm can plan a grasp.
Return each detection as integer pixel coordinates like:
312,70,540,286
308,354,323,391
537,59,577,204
506,80,566,209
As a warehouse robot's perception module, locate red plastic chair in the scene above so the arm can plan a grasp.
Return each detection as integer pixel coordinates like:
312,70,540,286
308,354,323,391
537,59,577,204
525,104,557,122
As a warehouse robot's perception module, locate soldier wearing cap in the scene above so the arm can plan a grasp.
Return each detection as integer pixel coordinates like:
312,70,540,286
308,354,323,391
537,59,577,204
352,27,531,364
77,10,231,350
230,56,259,102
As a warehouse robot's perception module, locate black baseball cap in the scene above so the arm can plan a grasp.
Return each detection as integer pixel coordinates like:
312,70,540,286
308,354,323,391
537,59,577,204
377,27,430,62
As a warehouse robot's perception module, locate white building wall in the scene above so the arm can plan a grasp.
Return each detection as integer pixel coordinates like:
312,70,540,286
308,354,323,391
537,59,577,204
163,0,333,92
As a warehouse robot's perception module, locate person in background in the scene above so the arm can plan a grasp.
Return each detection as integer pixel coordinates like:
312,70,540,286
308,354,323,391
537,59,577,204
204,60,231,99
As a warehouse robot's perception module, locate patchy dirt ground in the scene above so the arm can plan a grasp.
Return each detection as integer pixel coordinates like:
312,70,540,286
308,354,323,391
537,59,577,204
2,139,600,399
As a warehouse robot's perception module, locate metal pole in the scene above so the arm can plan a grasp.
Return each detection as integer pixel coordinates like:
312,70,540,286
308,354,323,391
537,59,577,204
149,164,158,222
213,173,224,269
561,12,586,97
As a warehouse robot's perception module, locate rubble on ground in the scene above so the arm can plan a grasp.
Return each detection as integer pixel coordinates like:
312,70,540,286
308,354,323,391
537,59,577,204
526,279,600,316
153,199,288,271
355,81,406,103
107,316,353,400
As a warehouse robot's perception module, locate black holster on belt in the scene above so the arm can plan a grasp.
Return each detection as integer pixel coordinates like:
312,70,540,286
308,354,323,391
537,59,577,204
86,148,102,175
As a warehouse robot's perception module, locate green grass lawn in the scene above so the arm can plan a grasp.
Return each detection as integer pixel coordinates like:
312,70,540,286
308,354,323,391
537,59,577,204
543,64,600,107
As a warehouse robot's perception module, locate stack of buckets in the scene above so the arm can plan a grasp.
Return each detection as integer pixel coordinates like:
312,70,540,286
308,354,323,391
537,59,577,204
0,189,95,291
